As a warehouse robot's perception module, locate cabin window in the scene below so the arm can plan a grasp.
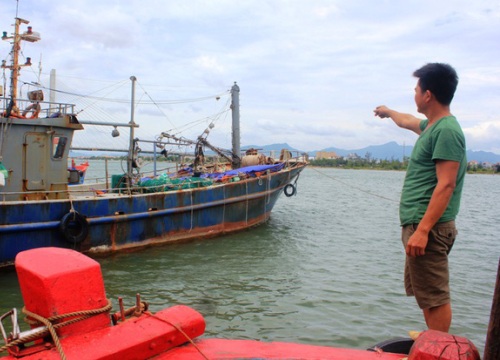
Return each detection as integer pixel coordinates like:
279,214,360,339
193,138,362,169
52,136,68,159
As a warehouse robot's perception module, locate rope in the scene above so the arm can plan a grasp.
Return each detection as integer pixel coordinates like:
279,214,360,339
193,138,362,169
22,309,67,360
266,170,271,205
310,167,399,203
67,188,76,213
146,313,210,360
293,172,300,190
245,181,249,225
0,299,112,359
0,117,14,158
222,182,226,225
189,189,194,232
3,299,207,359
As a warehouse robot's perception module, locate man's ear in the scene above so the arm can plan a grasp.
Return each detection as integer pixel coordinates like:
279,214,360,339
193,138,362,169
424,90,433,103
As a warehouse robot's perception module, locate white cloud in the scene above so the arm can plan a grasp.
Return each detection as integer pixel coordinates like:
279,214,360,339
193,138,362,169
1,0,499,154
464,121,500,153
194,55,225,74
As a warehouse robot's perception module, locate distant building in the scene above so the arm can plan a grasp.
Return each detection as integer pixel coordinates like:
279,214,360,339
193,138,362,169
316,151,340,160
346,153,361,160
468,160,495,169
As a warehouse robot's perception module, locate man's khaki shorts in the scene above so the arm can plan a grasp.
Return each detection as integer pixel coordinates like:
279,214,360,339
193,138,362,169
402,221,457,309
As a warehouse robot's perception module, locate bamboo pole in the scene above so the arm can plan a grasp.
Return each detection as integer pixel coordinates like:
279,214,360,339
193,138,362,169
484,257,500,360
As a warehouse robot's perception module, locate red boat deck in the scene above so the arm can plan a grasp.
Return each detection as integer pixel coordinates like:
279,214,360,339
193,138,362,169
156,339,405,359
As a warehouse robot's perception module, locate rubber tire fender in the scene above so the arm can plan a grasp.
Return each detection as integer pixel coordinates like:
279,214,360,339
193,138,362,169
284,183,296,197
367,337,414,355
59,211,89,244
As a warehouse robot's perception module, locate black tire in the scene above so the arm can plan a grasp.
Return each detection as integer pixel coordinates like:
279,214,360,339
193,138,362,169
367,337,414,355
60,211,89,244
284,184,296,197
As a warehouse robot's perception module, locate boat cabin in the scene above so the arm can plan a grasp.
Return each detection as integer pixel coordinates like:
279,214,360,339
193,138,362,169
0,97,83,201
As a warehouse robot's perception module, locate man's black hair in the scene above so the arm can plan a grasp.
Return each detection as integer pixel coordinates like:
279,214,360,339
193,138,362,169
413,63,458,106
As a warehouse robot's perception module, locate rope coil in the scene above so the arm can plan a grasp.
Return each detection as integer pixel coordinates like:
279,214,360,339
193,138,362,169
0,295,212,359
0,299,112,359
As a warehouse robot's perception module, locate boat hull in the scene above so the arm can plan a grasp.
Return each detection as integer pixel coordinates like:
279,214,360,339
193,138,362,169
155,339,405,359
0,165,305,268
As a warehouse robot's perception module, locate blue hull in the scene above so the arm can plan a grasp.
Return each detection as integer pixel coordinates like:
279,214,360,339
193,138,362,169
0,165,304,268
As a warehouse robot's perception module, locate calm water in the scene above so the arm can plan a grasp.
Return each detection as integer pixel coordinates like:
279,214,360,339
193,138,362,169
1,165,499,355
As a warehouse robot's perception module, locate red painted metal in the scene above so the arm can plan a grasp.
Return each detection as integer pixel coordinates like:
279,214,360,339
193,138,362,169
15,247,109,337
1,306,206,360
155,339,405,359
408,330,480,360
0,248,481,360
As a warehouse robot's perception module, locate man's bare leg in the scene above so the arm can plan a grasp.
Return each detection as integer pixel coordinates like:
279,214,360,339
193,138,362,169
423,303,452,332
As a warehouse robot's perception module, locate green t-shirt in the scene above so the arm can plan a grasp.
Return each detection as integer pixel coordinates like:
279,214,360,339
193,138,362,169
399,115,467,226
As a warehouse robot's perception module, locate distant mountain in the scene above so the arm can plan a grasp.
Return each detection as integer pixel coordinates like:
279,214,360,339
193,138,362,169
464,150,500,164
316,142,410,161
310,141,500,163
243,142,500,163
243,143,301,152
72,142,500,164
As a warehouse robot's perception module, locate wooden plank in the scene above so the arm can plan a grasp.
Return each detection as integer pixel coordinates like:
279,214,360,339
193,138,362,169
484,258,500,360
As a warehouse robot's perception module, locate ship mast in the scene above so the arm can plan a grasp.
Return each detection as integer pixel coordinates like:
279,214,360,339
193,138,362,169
127,76,137,188
1,18,40,110
231,82,241,168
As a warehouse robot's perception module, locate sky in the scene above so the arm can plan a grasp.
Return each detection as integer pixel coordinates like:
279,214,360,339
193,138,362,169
1,0,499,154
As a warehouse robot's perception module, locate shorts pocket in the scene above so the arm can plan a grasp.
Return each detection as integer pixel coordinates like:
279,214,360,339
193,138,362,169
435,225,457,254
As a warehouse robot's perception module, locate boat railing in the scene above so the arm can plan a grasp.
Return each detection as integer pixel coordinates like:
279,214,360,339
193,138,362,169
0,96,76,118
241,149,308,167
0,155,307,202
0,174,237,201
82,163,181,185
0,186,108,202
0,181,147,201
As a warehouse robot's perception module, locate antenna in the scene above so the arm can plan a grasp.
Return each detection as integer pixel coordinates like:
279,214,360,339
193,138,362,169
37,53,42,83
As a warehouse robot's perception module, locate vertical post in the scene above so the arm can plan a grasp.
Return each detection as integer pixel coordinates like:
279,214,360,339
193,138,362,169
484,258,500,360
231,82,241,169
50,69,56,113
10,18,22,106
105,157,109,190
153,141,157,177
127,76,137,189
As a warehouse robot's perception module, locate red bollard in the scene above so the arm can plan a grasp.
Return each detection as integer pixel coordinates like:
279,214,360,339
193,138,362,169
15,247,110,337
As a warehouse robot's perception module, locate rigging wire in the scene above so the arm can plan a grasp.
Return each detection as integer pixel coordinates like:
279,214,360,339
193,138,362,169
19,78,229,105
75,80,131,115
136,80,177,133
169,107,231,138
310,167,399,203
14,66,234,152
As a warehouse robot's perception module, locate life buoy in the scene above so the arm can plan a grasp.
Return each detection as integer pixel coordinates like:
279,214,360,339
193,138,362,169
2,111,26,119
22,103,41,119
59,211,89,244
284,183,296,197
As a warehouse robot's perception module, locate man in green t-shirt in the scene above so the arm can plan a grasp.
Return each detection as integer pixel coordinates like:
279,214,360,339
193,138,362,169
373,63,466,333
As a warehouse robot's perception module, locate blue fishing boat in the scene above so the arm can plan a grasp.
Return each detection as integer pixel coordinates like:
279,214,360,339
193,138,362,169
0,17,307,268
